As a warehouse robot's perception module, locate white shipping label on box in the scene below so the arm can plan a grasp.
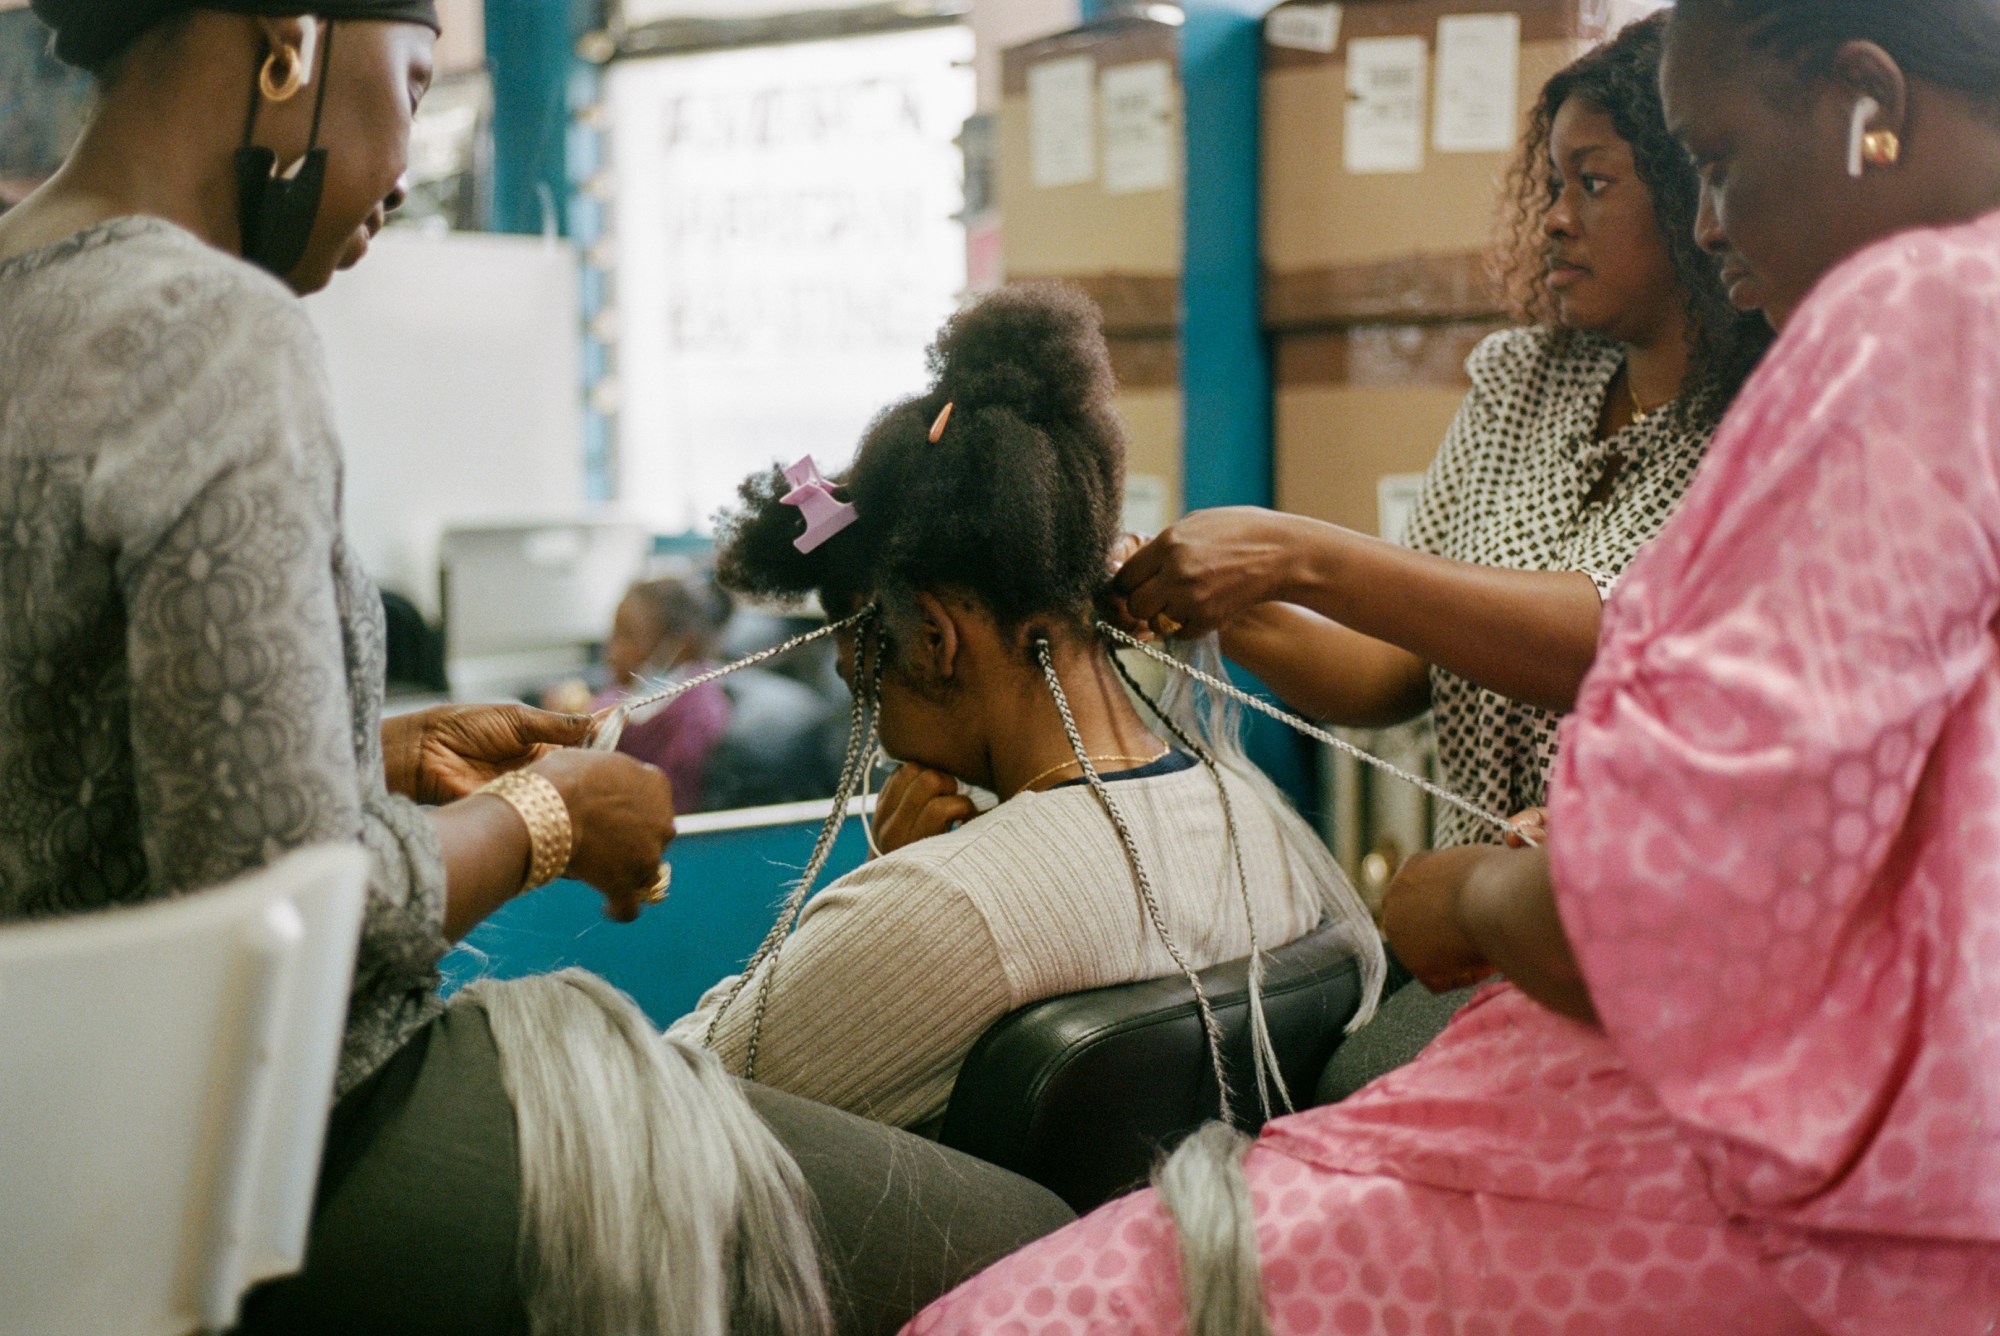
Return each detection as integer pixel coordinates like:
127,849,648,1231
1267,3,1342,54
1344,36,1428,174
1029,55,1098,188
1099,60,1177,195
1433,13,1520,153
1123,473,1173,535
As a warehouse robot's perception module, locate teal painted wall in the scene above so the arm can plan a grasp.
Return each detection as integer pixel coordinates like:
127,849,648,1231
1179,0,1321,816
444,815,872,1028
485,0,601,237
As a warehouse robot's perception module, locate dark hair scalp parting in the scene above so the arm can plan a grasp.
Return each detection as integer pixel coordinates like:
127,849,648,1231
713,282,1127,635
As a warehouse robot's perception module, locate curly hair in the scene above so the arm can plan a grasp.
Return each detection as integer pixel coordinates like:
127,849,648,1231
1673,0,2000,122
713,283,1124,646
1491,12,1772,429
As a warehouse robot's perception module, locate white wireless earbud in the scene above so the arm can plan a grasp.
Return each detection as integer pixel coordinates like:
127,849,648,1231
1848,95,1881,179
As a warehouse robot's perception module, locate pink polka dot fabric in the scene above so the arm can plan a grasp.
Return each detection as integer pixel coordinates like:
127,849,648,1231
1550,210,2000,1325
907,1149,1819,1336
905,211,2000,1336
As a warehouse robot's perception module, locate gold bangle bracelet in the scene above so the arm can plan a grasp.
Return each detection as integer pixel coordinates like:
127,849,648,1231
476,771,574,893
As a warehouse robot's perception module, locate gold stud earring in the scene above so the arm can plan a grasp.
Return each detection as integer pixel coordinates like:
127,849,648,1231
1861,129,1901,168
260,46,306,102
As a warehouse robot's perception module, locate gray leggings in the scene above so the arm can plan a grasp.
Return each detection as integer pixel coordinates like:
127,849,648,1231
234,1003,1073,1336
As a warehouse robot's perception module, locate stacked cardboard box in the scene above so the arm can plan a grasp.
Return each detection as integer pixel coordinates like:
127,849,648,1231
1263,0,1608,535
1273,319,1500,537
999,15,1184,527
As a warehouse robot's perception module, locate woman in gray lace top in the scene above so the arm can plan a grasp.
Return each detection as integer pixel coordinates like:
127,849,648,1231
0,214,585,1090
0,41,676,1102
1,5,1071,1333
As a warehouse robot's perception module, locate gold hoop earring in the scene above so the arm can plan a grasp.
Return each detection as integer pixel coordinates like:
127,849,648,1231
1862,129,1901,168
260,47,305,102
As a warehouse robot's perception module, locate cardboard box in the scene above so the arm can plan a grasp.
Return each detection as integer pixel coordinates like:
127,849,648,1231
999,15,1183,336
1262,0,1606,328
1107,335,1183,526
1273,320,1502,536
999,15,1186,519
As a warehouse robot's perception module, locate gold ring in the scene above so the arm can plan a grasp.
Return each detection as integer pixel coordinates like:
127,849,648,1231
1153,613,1184,638
645,865,672,904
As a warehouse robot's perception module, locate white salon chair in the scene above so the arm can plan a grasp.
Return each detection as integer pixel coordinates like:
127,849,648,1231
0,845,369,1336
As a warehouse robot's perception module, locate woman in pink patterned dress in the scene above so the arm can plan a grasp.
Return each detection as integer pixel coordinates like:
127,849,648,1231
905,2,2000,1332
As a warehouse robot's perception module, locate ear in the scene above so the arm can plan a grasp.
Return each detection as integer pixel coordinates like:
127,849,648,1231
908,591,963,686
254,15,320,72
1829,40,1908,136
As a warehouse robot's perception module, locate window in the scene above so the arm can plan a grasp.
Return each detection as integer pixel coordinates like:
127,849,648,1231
606,24,976,532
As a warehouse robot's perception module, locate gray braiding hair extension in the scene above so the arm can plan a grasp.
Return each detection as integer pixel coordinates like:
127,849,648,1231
466,971,832,1336
740,622,884,1076
699,608,886,1076
1132,634,1388,1032
1033,637,1236,1121
1111,629,1480,1336
1110,651,1291,1122
1153,1122,1272,1336
590,607,876,753
1099,622,1523,840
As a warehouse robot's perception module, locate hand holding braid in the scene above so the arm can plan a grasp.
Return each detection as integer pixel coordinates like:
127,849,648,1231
384,703,593,805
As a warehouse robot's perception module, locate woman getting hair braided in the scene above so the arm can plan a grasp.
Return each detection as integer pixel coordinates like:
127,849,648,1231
672,283,1384,1134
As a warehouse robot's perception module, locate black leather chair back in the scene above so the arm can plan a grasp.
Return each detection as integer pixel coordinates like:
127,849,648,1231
937,922,1363,1212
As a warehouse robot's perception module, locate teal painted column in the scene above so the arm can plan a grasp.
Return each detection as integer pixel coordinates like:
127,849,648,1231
485,0,601,237
1179,0,1317,811
1180,0,1271,514
485,0,615,497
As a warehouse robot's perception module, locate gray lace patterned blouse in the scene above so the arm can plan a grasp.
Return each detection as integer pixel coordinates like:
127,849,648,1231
1403,326,1713,850
0,217,447,1095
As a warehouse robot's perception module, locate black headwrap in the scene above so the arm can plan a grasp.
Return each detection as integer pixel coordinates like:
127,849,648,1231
30,1,440,72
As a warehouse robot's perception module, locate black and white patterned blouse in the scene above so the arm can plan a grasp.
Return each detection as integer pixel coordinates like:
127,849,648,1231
0,218,448,1096
1403,326,1713,848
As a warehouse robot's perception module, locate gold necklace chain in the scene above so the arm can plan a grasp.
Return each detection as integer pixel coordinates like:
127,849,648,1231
1016,752,1168,792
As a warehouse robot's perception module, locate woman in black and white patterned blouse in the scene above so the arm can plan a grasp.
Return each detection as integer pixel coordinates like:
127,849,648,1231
1117,15,1771,856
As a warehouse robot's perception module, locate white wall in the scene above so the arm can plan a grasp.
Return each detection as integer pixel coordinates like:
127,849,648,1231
305,230,590,618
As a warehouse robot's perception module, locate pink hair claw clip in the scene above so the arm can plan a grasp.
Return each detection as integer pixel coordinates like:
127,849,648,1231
781,456,859,554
